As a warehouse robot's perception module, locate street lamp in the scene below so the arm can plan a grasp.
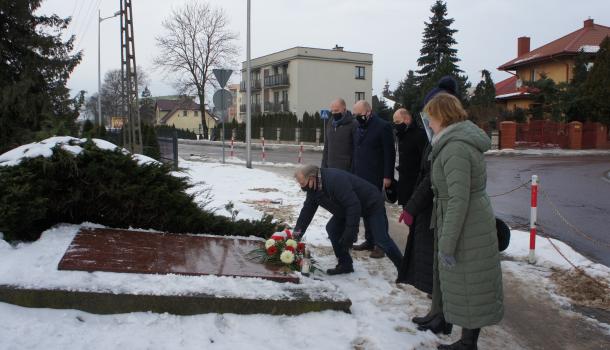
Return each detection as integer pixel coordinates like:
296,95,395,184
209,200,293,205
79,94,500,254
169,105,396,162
98,9,121,127
246,0,252,168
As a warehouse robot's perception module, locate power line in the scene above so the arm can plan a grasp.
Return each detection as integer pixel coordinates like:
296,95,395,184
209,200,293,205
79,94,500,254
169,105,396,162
74,0,102,53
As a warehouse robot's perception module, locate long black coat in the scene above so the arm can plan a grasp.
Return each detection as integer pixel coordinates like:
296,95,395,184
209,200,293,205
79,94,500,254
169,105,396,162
352,115,396,190
322,112,358,172
294,168,385,237
396,123,428,205
396,143,434,294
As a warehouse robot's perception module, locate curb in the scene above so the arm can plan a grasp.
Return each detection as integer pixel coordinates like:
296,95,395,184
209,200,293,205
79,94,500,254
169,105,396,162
486,149,610,157
0,284,352,316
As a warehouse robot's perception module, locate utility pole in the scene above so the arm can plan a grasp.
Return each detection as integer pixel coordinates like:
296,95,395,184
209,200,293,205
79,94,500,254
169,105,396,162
246,0,252,168
98,9,120,127
119,0,142,153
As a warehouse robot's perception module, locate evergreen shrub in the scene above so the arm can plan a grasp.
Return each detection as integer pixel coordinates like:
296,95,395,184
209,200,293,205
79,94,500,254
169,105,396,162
0,141,276,241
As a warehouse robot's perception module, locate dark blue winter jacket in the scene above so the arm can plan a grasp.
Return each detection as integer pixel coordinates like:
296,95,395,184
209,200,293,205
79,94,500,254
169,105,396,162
352,114,396,189
294,168,385,237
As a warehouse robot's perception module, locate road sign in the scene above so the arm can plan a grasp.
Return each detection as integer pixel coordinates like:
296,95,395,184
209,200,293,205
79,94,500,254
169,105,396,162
213,69,233,89
320,109,330,120
213,89,233,118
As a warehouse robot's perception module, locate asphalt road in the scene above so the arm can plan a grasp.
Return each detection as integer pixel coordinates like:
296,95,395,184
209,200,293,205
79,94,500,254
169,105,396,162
180,143,610,267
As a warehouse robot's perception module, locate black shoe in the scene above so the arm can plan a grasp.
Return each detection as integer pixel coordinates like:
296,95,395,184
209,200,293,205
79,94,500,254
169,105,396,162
352,241,375,251
418,314,453,335
412,313,437,325
437,328,480,350
369,246,386,258
326,264,354,275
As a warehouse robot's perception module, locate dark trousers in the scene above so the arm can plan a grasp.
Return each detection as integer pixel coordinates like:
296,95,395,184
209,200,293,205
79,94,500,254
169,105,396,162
363,208,403,268
326,216,353,267
363,187,383,246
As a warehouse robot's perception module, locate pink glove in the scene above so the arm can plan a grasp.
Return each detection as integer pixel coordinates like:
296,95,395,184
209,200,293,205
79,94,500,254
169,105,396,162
398,210,413,226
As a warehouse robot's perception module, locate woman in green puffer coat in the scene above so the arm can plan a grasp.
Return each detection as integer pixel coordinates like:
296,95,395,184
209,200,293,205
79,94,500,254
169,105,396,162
425,93,504,350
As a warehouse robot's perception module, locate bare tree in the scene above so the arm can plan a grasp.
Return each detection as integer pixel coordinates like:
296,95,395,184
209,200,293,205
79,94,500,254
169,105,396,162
154,0,238,135
87,68,149,125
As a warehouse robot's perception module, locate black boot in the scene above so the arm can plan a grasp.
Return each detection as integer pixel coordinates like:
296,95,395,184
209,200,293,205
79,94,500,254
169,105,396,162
326,264,354,275
417,314,453,335
412,313,437,325
437,328,480,350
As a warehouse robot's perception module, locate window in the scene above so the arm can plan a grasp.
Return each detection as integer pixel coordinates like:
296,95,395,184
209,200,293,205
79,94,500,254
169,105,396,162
182,110,187,117
355,92,365,102
194,110,198,117
355,66,365,79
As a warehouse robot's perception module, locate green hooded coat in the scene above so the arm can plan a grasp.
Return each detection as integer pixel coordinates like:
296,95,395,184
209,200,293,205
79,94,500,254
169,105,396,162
430,120,503,329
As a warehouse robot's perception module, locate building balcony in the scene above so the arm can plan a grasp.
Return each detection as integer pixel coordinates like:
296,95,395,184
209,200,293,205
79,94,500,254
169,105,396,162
239,80,262,92
240,103,262,114
264,101,290,113
264,74,289,88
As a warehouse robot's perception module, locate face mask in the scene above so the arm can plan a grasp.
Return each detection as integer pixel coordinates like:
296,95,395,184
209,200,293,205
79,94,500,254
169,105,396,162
301,174,318,192
355,114,367,125
332,112,343,121
394,123,407,134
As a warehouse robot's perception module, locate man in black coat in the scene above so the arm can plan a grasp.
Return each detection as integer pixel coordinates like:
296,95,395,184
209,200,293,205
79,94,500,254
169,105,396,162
351,100,396,258
293,164,403,275
321,98,358,171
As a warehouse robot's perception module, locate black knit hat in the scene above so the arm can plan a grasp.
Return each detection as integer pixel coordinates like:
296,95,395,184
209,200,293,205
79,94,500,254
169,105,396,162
423,76,459,107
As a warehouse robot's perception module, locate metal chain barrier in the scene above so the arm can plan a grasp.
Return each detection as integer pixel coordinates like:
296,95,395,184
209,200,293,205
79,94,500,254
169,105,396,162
508,222,608,288
489,177,609,288
488,179,532,198
537,187,610,249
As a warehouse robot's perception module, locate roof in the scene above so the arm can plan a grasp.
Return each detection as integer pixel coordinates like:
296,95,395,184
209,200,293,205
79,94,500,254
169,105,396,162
499,19,610,70
155,98,200,112
241,46,373,70
494,76,534,100
157,98,220,125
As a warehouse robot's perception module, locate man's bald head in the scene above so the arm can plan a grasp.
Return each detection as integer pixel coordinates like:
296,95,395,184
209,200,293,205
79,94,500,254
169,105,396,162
353,100,372,116
330,98,347,115
393,108,413,125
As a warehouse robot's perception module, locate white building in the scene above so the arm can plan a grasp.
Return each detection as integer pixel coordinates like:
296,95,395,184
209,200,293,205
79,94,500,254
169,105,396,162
239,46,373,118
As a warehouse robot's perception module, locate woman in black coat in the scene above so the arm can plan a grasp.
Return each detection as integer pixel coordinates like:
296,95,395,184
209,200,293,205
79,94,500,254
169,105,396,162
395,125,434,295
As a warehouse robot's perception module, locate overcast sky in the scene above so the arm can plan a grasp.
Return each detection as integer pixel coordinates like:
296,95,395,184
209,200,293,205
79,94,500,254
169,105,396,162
38,0,610,101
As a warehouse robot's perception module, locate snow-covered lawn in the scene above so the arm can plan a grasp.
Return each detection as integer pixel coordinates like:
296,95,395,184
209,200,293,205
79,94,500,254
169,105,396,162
1,159,609,349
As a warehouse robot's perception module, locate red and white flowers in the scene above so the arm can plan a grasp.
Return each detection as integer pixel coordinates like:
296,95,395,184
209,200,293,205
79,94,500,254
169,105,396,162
250,229,310,272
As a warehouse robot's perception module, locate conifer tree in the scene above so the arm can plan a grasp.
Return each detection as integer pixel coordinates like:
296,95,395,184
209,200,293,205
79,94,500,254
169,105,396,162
0,1,82,153
393,70,420,113
581,37,610,124
469,70,499,128
416,1,470,105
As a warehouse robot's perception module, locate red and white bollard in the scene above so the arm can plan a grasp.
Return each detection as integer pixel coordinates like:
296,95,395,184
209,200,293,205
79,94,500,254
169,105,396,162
297,142,303,164
230,137,234,158
529,174,539,264
261,137,266,163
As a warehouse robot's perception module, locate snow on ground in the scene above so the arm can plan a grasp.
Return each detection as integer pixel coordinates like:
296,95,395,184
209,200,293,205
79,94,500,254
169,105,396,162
0,136,156,167
1,159,608,349
503,230,610,282
178,158,333,246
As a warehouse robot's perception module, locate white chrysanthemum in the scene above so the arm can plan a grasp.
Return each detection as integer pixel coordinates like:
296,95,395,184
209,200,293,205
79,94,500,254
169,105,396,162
265,239,276,249
280,250,295,264
285,239,297,248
